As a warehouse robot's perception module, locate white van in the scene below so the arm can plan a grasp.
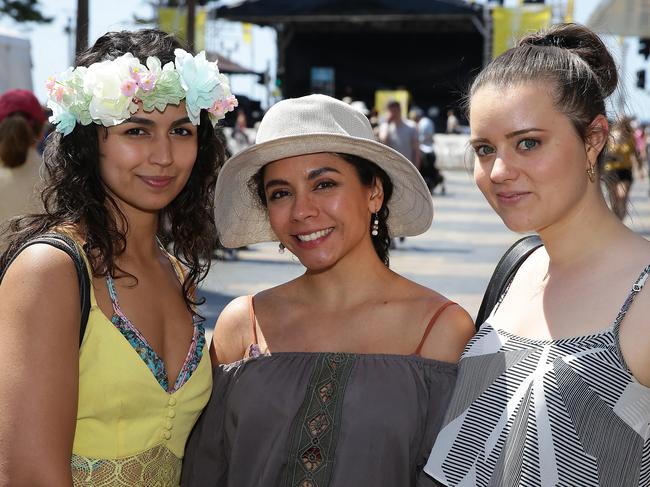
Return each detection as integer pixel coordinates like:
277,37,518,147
0,27,32,92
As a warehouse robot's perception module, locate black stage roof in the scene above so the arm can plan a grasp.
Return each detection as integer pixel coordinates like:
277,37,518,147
213,0,485,119
215,0,482,24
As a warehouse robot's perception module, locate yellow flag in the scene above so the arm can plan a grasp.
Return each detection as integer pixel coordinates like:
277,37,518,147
159,7,207,51
242,23,253,44
564,0,574,23
375,90,410,119
492,6,552,59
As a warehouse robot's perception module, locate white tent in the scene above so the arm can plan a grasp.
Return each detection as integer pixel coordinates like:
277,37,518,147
0,27,33,92
587,0,650,37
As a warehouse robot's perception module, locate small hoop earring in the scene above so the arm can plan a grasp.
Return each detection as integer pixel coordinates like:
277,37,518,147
278,242,285,254
586,164,596,183
371,213,379,237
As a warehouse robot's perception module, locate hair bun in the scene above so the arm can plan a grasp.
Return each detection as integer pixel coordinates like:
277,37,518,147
519,23,618,99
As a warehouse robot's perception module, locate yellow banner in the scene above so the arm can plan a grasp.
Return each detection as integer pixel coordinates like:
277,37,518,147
565,0,574,22
242,23,253,44
492,6,552,59
375,90,410,119
159,7,206,52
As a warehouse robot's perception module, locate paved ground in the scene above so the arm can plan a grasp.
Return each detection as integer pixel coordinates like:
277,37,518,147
197,169,650,332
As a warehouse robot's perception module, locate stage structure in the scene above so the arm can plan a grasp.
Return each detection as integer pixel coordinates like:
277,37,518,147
214,0,485,119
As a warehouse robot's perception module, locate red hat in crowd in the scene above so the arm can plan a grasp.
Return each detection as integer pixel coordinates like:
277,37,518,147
0,89,46,124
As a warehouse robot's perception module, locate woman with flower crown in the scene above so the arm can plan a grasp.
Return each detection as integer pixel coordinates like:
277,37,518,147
0,29,236,486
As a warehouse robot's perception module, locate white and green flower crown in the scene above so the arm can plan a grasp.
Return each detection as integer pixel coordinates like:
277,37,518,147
46,48,238,136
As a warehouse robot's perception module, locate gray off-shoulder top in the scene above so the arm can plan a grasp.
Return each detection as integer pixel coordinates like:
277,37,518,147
181,352,455,486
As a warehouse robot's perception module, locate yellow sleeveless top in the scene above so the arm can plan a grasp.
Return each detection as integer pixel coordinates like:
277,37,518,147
70,245,212,486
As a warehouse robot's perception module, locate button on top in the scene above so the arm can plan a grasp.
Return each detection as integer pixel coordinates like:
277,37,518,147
168,396,177,406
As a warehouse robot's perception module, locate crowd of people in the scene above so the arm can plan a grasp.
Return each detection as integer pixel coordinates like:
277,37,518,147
0,21,649,487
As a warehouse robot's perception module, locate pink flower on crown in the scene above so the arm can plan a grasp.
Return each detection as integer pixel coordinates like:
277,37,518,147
129,66,142,83
138,72,156,92
225,95,238,111
45,76,56,93
208,99,227,118
120,79,138,97
54,86,65,103
208,95,239,119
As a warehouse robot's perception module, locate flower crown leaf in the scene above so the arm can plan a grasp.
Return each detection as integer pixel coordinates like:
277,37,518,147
139,62,185,113
46,49,237,136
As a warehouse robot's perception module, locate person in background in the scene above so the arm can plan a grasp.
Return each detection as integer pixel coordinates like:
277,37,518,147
0,89,46,227
445,108,460,134
410,106,435,146
379,99,422,245
0,28,235,485
602,117,640,219
425,23,650,486
379,99,420,169
181,94,474,487
644,123,650,195
410,106,445,195
229,109,251,154
631,117,646,166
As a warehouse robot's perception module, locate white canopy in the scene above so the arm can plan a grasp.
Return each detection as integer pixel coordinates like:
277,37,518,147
0,27,32,92
587,0,650,38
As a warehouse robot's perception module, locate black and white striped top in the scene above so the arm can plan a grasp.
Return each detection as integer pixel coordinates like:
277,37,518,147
425,266,650,487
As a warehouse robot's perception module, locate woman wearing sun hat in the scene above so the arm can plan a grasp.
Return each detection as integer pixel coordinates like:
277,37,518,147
181,94,474,487
0,29,236,485
0,88,46,227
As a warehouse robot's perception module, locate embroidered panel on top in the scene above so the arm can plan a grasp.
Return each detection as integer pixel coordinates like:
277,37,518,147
106,274,206,393
71,443,181,486
280,353,357,487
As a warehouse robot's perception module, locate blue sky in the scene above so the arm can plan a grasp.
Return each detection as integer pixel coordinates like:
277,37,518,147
2,0,649,119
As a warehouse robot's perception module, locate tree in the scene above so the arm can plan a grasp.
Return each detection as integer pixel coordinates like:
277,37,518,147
0,0,52,23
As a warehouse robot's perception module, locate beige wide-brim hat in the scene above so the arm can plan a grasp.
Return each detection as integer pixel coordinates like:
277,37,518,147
215,94,433,248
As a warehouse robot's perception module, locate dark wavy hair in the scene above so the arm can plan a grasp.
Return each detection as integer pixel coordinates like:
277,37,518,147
0,29,225,313
249,152,394,266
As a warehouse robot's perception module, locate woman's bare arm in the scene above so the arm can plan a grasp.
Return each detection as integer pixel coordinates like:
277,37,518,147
419,304,475,363
0,245,80,486
209,295,252,366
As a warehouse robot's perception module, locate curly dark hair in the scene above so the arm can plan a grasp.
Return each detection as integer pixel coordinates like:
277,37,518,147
0,29,225,314
249,152,394,266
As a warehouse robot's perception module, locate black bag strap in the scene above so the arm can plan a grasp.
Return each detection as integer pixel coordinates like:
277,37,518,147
475,234,543,329
0,232,91,346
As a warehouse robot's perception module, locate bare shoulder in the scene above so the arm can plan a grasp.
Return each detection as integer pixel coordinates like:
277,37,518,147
2,243,80,306
252,281,299,311
419,301,476,364
391,277,475,362
211,295,253,365
618,247,650,386
1,243,81,341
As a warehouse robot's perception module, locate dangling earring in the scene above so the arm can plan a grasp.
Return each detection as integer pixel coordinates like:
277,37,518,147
371,213,379,237
278,242,285,254
586,164,596,183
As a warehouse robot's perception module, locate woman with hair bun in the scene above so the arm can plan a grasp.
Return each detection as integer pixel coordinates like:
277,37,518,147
425,23,650,487
0,89,46,225
0,29,236,485
181,94,475,487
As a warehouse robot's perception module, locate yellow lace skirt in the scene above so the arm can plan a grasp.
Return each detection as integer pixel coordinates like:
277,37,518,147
71,444,181,487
